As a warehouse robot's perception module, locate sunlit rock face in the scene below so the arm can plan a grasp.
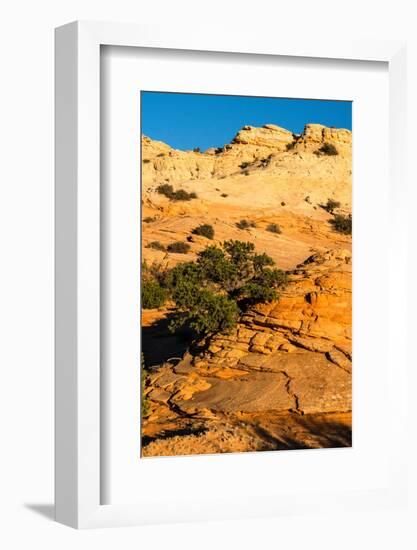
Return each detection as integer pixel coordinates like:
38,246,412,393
141,123,352,457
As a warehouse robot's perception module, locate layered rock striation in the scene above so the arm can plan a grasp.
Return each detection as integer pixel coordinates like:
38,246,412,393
142,249,352,455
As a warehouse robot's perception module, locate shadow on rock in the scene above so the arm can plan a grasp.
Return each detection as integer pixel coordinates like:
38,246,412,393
254,414,352,451
142,425,208,447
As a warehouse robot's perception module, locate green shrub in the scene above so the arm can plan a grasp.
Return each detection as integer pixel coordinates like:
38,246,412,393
156,184,197,201
156,183,174,197
142,260,171,287
166,240,288,335
169,286,239,335
322,198,341,214
142,280,168,309
167,241,191,254
146,241,166,251
192,224,215,240
141,354,151,418
316,142,338,156
266,223,282,234
172,189,197,201
236,219,256,230
240,161,250,169
330,214,352,235
142,240,288,337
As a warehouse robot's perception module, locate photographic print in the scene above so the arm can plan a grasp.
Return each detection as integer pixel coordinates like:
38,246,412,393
141,92,352,457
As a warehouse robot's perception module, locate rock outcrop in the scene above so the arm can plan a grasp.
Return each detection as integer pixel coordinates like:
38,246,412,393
141,122,351,189
293,123,352,155
141,123,352,271
142,250,352,456
231,123,294,150
141,122,352,457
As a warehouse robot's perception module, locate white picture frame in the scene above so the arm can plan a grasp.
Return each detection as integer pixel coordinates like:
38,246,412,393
55,20,407,529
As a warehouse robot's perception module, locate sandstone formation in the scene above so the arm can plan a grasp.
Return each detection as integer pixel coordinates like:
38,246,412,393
142,123,351,270
141,122,352,456
142,250,352,456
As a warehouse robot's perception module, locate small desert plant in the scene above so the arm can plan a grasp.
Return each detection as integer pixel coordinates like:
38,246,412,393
193,147,201,153
141,354,151,418
142,158,151,163
156,183,197,201
142,260,171,287
156,183,175,197
142,280,168,309
281,201,286,206
240,161,251,170
242,170,250,176
221,193,228,198
143,216,156,223
145,241,166,251
167,241,191,254
215,147,224,155
286,142,295,151
173,189,197,201
192,224,215,240
236,219,256,230
304,196,311,204
316,142,338,156
322,198,341,214
156,152,165,157
260,155,272,167
330,214,352,235
266,223,282,234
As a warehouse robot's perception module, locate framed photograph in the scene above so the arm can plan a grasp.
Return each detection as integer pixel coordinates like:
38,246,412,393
55,21,407,528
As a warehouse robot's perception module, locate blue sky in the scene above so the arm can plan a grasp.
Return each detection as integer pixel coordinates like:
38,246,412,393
141,91,352,151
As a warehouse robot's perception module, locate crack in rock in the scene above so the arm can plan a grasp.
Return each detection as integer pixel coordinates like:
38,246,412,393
278,370,302,415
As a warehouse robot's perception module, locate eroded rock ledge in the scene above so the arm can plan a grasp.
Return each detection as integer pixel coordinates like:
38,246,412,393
142,249,352,456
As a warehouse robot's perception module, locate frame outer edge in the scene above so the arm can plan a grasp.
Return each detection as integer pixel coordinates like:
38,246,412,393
55,21,79,529
387,44,408,499
54,19,408,529
76,21,101,529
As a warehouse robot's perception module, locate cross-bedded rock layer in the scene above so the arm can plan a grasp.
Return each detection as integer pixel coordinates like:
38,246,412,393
142,250,352,456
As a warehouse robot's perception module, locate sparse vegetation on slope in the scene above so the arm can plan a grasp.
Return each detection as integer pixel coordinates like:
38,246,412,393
236,219,257,230
192,224,215,240
266,223,282,234
316,142,338,156
330,213,352,235
156,183,197,201
167,241,191,254
146,241,166,251
142,280,168,309
322,198,341,214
